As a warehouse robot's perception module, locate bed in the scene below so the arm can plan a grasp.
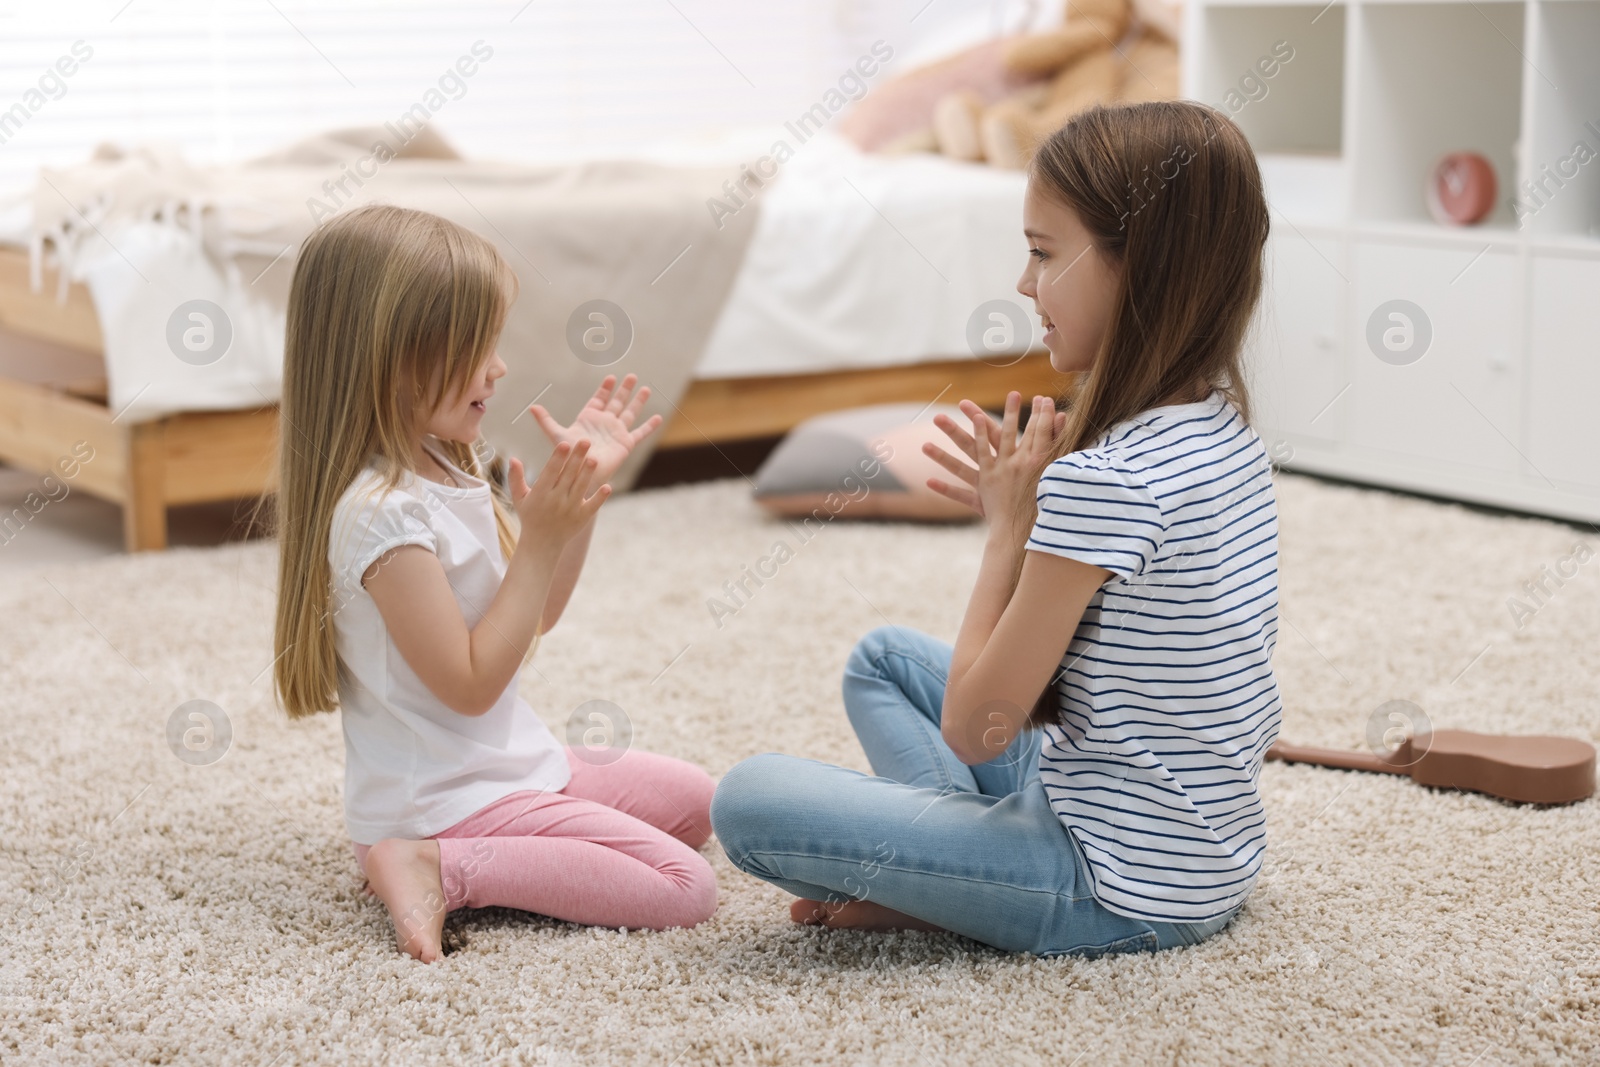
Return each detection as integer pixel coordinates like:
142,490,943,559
0,131,1059,550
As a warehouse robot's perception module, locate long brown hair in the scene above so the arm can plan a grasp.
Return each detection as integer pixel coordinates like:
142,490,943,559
273,204,519,720
1032,100,1268,460
1026,101,1270,725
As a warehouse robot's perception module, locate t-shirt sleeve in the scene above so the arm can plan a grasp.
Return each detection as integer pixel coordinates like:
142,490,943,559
1028,456,1166,579
327,480,438,601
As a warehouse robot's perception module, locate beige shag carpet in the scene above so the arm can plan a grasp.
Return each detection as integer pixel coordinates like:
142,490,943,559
2,474,1597,1066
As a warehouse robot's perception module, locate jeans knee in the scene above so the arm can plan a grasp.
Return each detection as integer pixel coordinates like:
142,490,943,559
845,625,901,679
843,626,948,737
843,626,912,719
710,753,789,853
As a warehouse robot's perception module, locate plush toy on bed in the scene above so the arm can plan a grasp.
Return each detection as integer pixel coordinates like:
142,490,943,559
840,0,1181,170
936,0,1179,168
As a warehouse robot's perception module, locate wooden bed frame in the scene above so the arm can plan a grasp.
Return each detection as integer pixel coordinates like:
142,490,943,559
0,247,1061,551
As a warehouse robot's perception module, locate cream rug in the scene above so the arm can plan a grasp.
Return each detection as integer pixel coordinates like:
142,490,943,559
2,474,1596,1065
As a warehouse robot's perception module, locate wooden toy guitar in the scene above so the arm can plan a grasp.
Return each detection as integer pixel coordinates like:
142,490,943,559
1266,729,1596,805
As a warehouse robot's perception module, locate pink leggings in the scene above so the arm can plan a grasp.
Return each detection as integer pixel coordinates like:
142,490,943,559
354,747,718,930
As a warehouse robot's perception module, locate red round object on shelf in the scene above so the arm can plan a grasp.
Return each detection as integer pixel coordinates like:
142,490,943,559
1427,152,1498,225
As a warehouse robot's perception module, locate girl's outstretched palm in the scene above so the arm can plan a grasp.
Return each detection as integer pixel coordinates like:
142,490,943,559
924,394,1067,520
527,374,663,486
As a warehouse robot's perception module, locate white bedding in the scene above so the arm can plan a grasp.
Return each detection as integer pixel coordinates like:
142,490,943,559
698,131,1036,378
0,132,1039,418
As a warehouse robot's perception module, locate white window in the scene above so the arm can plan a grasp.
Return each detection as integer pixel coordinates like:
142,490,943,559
0,1,1037,191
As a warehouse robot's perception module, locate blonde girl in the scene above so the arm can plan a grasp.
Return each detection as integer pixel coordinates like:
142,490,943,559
274,204,716,963
711,101,1281,956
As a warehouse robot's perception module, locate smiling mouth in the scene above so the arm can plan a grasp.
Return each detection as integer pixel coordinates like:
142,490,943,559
470,400,486,412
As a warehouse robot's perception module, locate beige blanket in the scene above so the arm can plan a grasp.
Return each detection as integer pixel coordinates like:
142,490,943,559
33,126,762,486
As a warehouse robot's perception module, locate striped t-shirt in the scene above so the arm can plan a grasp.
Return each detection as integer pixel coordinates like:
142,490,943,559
1027,391,1282,923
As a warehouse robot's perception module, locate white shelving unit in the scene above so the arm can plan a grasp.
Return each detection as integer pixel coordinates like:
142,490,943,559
1184,0,1600,524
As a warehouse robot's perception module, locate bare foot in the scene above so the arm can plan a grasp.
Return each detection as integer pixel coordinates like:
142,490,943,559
789,897,947,934
365,838,446,963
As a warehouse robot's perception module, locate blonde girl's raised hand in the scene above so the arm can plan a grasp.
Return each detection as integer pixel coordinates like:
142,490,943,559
525,374,663,488
505,439,612,553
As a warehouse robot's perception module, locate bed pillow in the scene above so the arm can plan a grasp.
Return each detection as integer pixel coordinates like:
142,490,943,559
838,4,1067,153
837,38,1028,153
752,403,978,522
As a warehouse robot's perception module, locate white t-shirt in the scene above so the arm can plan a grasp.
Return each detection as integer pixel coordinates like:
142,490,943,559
1027,392,1283,923
326,438,571,845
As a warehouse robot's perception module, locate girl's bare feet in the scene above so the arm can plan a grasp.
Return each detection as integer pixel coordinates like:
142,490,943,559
365,838,446,962
789,896,947,934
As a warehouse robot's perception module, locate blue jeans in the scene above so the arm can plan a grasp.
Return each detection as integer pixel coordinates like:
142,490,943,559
711,626,1244,957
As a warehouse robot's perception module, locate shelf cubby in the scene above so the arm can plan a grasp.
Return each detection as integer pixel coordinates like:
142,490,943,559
1351,2,1524,228
1195,4,1346,155
1521,0,1600,240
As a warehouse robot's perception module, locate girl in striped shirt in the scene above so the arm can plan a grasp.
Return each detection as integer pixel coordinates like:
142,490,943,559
711,100,1281,956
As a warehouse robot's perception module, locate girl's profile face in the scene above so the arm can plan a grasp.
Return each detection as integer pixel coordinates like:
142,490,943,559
422,350,507,444
1017,182,1120,375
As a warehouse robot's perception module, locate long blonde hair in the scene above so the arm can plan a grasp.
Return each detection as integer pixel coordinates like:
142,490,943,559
273,204,520,720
